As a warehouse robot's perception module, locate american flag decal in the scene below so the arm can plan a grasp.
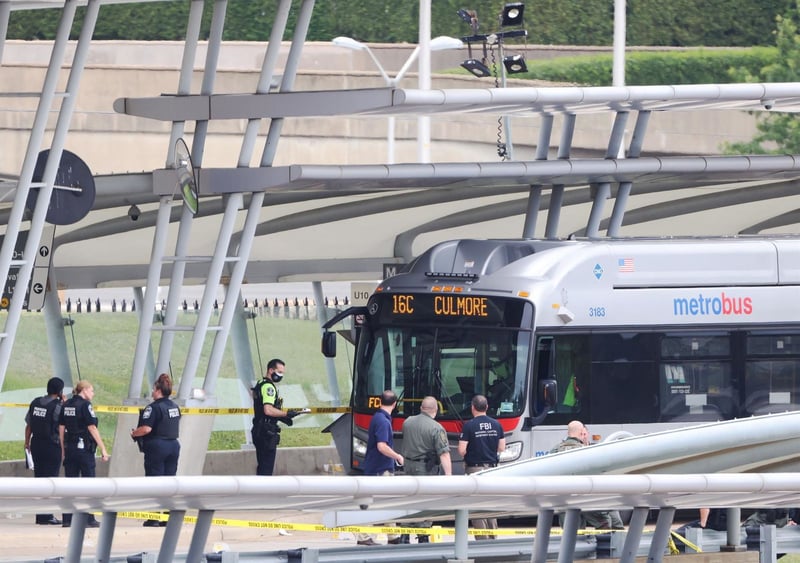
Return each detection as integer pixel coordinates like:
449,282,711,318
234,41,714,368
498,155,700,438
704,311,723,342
618,258,634,272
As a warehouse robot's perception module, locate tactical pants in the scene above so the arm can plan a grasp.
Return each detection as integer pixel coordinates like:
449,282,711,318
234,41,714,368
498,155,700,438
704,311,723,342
252,422,280,476
143,438,180,476
31,439,61,523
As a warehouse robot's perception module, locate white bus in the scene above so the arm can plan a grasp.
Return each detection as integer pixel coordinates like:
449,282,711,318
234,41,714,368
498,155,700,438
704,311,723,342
323,237,800,473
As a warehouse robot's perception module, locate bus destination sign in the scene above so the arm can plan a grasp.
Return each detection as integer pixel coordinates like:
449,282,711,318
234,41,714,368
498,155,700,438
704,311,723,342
372,292,531,326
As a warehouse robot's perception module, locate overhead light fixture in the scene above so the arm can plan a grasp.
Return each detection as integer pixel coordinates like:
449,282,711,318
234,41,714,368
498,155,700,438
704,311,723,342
501,2,524,27
461,58,492,78
503,54,528,74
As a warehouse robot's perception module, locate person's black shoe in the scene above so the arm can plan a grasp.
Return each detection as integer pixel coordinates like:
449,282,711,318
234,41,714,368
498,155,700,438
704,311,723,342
417,534,430,543
36,516,61,525
143,519,160,527
87,520,100,528
62,521,71,528
357,538,379,546
158,521,167,527
387,538,403,545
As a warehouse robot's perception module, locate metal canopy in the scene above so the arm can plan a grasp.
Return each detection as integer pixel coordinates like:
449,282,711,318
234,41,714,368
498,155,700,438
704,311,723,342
115,82,800,121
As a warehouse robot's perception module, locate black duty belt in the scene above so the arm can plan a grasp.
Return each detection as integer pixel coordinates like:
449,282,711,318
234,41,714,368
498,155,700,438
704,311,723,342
466,463,497,468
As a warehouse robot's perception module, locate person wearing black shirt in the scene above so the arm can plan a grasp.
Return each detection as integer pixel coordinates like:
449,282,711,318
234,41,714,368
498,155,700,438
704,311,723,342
458,394,505,539
24,377,65,525
59,380,109,528
131,373,182,527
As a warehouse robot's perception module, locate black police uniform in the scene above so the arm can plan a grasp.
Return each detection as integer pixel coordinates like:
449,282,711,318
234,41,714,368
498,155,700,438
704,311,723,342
252,378,282,476
59,394,100,527
137,397,181,476
60,394,99,477
25,394,62,524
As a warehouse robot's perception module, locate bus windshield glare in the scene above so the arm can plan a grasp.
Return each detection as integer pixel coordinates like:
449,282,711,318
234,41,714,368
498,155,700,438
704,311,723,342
353,293,534,419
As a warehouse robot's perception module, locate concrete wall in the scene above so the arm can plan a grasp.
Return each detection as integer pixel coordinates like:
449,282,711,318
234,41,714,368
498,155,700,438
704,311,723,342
0,445,339,477
0,41,759,178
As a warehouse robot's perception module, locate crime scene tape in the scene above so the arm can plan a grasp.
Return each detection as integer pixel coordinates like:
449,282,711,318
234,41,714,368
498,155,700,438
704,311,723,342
0,403,350,415
115,511,538,537
113,511,628,538
669,530,702,553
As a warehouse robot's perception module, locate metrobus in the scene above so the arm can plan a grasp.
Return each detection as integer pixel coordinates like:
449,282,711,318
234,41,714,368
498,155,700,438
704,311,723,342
322,237,800,473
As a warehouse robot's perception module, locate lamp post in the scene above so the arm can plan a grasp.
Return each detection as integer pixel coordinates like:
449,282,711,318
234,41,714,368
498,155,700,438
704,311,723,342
332,35,462,164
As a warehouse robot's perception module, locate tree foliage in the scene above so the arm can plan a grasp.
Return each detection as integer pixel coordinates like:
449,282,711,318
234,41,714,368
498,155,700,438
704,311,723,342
724,4,800,154
5,0,792,47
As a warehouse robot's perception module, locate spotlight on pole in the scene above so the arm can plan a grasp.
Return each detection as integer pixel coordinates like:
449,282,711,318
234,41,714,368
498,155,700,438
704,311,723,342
461,58,492,78
502,54,528,74
501,2,525,27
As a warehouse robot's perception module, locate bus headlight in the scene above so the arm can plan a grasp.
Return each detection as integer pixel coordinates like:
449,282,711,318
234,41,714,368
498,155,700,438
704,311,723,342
353,436,367,457
498,441,522,463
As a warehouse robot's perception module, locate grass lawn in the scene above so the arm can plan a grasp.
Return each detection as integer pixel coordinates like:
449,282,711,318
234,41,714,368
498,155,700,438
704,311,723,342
0,310,353,460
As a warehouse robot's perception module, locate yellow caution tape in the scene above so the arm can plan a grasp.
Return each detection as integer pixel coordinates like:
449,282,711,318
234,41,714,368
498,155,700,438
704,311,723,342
670,530,702,553
0,403,350,415
114,511,631,538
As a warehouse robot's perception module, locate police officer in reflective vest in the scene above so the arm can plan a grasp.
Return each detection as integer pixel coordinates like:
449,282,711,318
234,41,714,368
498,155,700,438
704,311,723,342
59,380,109,528
252,358,300,475
24,377,65,525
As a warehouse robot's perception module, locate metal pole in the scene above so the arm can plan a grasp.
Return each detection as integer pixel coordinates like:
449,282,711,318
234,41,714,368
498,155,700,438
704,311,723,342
43,268,73,386
204,192,265,397
0,0,79,387
186,510,214,563
129,201,171,398
453,508,470,560
620,507,649,563
613,0,626,87
314,281,340,405
157,510,187,563
557,509,580,563
95,511,117,563
531,509,553,563
417,0,432,163
647,507,676,562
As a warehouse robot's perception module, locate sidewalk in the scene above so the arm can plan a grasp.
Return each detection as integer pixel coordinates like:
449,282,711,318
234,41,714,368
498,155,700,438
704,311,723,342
0,510,358,562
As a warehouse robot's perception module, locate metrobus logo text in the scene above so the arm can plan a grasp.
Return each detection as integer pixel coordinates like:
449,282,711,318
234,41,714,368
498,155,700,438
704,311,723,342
672,292,753,316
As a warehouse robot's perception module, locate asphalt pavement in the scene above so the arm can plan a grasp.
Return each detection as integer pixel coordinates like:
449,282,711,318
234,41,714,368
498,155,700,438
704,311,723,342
0,510,364,562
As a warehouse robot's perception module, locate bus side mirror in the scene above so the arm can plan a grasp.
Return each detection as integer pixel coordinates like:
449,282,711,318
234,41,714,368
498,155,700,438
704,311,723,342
540,379,557,411
321,331,337,358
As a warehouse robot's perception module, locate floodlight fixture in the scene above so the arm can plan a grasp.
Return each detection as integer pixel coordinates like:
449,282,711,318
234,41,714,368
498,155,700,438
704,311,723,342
501,2,525,27
461,58,492,78
503,54,528,74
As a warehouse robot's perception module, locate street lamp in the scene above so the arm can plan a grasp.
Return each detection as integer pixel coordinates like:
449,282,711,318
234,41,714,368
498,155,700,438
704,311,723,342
332,35,463,164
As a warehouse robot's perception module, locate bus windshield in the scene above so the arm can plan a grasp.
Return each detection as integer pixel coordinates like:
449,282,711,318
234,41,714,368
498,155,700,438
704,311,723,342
353,295,534,420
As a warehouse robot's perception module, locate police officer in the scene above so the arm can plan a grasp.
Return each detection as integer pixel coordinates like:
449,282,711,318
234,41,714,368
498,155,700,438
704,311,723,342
24,377,65,525
59,380,109,528
252,358,300,476
131,373,181,527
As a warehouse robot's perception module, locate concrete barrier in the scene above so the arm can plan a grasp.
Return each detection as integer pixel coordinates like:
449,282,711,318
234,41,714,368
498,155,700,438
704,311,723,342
0,445,340,478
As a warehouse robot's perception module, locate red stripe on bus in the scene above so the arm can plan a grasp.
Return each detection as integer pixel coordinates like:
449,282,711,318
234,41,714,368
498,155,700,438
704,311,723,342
354,412,520,434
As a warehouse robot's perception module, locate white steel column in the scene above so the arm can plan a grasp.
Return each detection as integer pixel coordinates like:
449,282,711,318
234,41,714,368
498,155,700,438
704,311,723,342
0,0,90,387
203,192,265,397
178,193,243,399
129,200,173,397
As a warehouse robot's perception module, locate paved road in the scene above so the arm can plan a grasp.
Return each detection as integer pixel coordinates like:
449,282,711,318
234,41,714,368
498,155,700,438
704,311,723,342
0,510,368,562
